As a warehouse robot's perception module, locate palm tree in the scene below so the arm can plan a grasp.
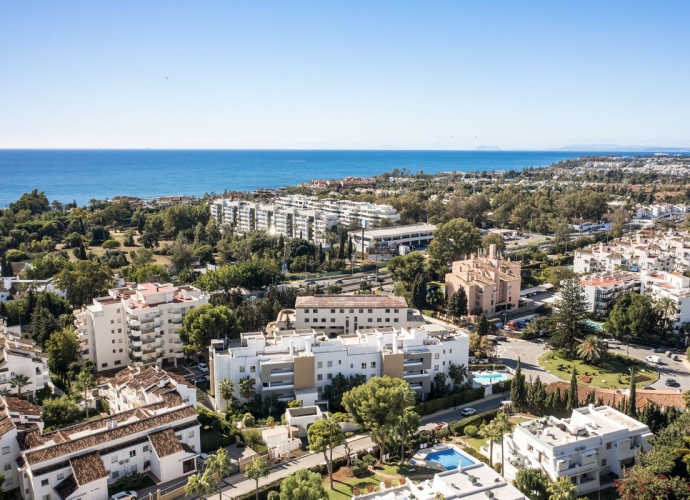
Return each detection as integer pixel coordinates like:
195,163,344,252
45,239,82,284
219,378,235,411
184,472,214,500
577,335,606,365
10,374,30,399
239,376,256,405
547,476,577,500
448,362,469,390
479,422,503,469
205,448,233,499
244,457,269,500
656,297,678,336
74,370,97,419
493,411,512,475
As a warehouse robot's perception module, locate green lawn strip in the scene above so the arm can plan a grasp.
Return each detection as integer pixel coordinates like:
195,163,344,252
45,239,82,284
200,427,236,453
539,352,658,389
325,474,391,500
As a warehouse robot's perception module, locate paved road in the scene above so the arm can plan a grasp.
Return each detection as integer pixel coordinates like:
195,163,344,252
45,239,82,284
288,268,392,293
498,337,690,391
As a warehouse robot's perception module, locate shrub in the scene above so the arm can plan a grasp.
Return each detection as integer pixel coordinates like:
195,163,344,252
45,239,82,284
460,445,490,466
242,412,256,427
350,458,369,476
464,425,479,438
414,387,485,416
243,429,264,452
436,428,450,440
450,409,500,437
101,239,121,249
494,463,502,474
267,492,280,500
362,454,377,466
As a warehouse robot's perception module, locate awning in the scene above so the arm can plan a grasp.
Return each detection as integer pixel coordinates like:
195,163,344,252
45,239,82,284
580,449,597,457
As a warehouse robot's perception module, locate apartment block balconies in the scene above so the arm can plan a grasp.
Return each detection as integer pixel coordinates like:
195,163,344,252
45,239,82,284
131,339,142,347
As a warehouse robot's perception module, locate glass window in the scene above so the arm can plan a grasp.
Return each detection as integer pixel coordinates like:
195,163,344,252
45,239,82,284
42,479,49,486
239,366,245,373
317,362,323,368
361,363,366,369
250,366,256,373
129,450,136,458
434,353,439,359
371,362,376,368
331,318,335,322
327,373,332,380
144,445,150,452
327,361,332,367
317,374,323,381
331,309,336,313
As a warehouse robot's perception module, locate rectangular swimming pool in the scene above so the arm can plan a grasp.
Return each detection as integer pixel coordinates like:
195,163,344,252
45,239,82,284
425,447,476,470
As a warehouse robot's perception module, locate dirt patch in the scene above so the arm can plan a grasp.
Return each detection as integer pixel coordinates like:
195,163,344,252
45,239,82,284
332,467,355,481
625,374,651,384
578,375,592,383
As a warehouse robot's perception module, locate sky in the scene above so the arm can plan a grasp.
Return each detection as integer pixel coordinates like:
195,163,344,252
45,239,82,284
0,2,689,150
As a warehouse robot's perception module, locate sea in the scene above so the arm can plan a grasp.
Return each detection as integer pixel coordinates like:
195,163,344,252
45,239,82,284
0,149,638,207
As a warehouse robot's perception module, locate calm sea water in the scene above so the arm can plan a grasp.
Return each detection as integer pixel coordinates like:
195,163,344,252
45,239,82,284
0,149,628,207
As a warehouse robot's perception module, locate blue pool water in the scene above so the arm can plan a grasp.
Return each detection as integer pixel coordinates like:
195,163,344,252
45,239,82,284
472,372,509,385
425,448,476,470
582,320,604,330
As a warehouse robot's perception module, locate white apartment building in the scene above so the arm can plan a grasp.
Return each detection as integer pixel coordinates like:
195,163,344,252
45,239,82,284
350,224,437,252
209,195,399,243
290,295,425,336
578,271,641,317
501,405,653,496
0,397,43,493
17,394,200,500
209,323,469,411
641,270,690,332
355,461,525,500
103,365,197,414
74,283,208,372
0,328,50,401
573,229,690,274
635,203,689,221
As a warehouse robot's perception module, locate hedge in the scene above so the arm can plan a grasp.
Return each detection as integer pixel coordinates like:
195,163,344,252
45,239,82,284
449,409,500,437
460,444,491,466
491,379,512,394
469,364,507,371
414,387,485,416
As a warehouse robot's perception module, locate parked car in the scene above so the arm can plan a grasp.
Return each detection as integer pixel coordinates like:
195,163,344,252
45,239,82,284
196,376,209,383
376,277,385,283
197,362,209,373
642,385,655,390
111,492,138,500
305,280,316,285
368,273,377,279
653,347,666,353
460,408,476,417
666,378,677,386
645,355,662,364
604,339,621,345
496,335,507,341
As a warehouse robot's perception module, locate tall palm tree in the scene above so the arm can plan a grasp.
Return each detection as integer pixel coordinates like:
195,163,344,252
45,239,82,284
239,376,256,405
479,422,503,469
205,447,233,499
577,335,606,365
656,297,678,336
74,370,97,419
219,378,235,411
244,457,269,500
493,411,512,475
184,472,214,500
449,362,468,390
547,476,577,500
10,374,30,399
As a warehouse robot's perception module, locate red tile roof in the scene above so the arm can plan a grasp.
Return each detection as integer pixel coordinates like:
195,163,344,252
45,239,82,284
295,295,408,309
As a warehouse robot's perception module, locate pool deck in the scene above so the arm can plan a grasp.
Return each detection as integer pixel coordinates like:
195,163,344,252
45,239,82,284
410,443,474,472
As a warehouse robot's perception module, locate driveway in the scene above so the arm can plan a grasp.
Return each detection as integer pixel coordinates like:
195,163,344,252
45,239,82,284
498,337,690,392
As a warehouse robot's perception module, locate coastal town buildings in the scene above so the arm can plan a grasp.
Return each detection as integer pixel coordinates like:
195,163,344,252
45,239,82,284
0,397,43,492
634,203,689,221
74,283,208,372
0,328,50,401
500,405,653,496
350,223,437,253
445,244,522,317
209,322,469,411
640,270,690,331
578,271,641,316
209,195,400,243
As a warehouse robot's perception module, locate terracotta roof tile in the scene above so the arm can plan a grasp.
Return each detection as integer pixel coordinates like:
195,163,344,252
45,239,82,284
148,428,183,457
70,451,108,485
5,397,42,416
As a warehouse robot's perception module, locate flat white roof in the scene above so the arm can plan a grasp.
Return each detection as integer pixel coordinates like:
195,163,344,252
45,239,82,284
351,224,437,239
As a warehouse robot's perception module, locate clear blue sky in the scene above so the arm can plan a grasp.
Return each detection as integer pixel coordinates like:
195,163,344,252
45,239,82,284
1,1,688,150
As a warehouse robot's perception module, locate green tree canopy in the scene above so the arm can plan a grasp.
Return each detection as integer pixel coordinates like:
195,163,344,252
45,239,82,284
428,218,482,264
547,279,592,357
180,304,241,352
279,469,327,500
54,260,112,307
45,328,81,375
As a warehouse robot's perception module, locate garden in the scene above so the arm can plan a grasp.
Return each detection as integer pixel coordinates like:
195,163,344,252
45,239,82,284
539,351,658,389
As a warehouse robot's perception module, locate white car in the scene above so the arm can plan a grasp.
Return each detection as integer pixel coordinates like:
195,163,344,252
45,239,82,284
645,355,662,364
604,338,620,345
111,492,137,500
460,408,476,417
197,362,209,373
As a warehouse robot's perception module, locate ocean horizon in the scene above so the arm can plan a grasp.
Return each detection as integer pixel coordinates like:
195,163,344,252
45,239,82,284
0,149,657,207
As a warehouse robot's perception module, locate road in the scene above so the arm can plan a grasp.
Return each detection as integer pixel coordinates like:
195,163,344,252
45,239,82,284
289,268,393,293
498,337,690,391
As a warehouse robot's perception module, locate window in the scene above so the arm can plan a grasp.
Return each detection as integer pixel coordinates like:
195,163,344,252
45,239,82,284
113,350,116,354
606,442,612,450
239,366,245,373
331,309,336,313
43,495,50,500
129,450,136,458
117,308,121,313
338,360,342,365
330,318,335,323
111,456,118,463
443,350,446,354
112,471,120,479
321,318,326,323
250,366,256,373
434,353,439,359
367,309,372,313
394,309,399,313
119,338,123,343
111,330,115,334
169,349,173,353
312,309,317,313
449,349,452,353
176,434,182,440
303,309,309,314
188,430,195,438
350,364,353,368
377,318,382,323
371,362,376,368
327,373,332,380
118,328,122,333
112,340,116,344
359,309,363,313
349,309,354,313
305,318,310,323
41,479,49,487
183,458,195,474
361,363,366,369
385,309,390,313
385,318,390,323
3,463,10,471
317,362,323,369
340,309,344,313
4,477,11,486
601,459,607,466
434,365,439,370
317,374,323,381
367,318,373,323
101,363,108,368
327,361,332,367
57,473,64,480
394,319,399,323
111,319,114,324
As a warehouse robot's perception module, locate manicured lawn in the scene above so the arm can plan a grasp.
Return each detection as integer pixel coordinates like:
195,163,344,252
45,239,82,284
539,351,658,389
325,474,387,500
200,427,236,453
374,464,439,478
460,416,534,452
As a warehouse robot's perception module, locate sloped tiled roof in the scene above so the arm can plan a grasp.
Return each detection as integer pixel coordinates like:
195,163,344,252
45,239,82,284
5,397,42,416
70,451,108,485
148,428,183,457
55,473,78,499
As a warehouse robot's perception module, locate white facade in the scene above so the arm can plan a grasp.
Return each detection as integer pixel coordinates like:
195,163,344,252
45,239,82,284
635,203,689,221
209,323,469,410
502,405,653,496
74,283,208,372
0,397,43,493
350,224,437,251
0,328,50,401
641,270,690,331
578,271,641,316
17,394,200,500
284,406,323,437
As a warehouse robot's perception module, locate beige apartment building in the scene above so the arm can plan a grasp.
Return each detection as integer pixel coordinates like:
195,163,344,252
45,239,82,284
445,244,522,317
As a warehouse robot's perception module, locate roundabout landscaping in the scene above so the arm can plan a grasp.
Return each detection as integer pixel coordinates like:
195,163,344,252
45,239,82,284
538,351,660,389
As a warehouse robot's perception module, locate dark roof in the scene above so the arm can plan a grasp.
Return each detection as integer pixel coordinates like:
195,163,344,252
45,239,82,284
55,473,78,499
70,451,108,486
148,428,183,457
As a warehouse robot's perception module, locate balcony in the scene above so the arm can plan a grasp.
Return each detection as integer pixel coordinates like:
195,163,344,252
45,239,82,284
131,339,142,347
129,319,141,327
174,351,185,358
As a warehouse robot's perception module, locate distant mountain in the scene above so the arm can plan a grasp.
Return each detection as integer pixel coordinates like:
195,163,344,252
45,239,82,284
475,145,502,151
556,144,690,152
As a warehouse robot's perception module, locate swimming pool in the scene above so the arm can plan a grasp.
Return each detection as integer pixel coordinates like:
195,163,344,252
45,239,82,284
582,320,604,330
425,447,476,470
472,371,510,385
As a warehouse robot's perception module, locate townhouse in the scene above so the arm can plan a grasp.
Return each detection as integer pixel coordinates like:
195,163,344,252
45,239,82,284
209,323,469,410
0,328,50,401
578,271,641,317
501,405,653,496
0,397,43,493
640,269,690,331
445,244,522,317
74,283,208,372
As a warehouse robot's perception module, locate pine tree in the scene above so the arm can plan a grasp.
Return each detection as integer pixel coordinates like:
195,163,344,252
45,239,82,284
548,279,592,357
447,288,468,320
346,237,353,258
475,313,489,336
568,366,578,411
532,375,545,414
511,357,526,410
628,368,637,418
78,241,87,260
411,275,427,311
278,234,285,250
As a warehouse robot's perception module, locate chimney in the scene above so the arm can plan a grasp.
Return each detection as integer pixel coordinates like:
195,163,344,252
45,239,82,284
489,244,497,259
